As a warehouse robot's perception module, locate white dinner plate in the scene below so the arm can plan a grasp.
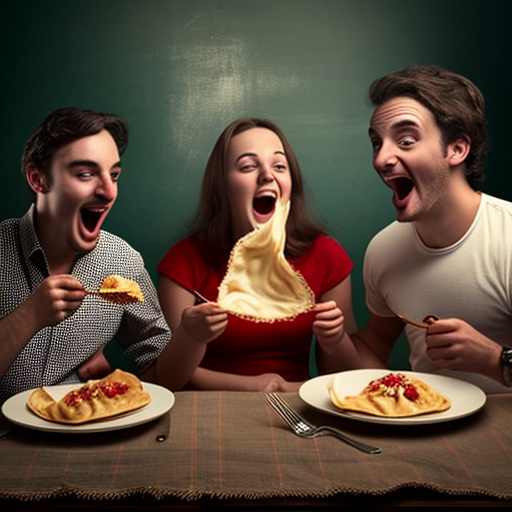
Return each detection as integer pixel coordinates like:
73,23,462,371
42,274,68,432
1,382,174,433
299,369,486,426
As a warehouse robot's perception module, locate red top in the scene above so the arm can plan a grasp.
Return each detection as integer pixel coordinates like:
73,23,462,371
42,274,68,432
157,234,353,381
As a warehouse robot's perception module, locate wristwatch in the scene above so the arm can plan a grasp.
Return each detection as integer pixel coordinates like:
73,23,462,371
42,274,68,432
500,346,512,387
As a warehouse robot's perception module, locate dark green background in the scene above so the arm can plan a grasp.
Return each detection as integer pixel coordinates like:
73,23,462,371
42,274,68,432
1,0,510,369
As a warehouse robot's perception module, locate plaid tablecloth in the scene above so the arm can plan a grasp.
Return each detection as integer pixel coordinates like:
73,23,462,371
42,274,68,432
0,390,511,505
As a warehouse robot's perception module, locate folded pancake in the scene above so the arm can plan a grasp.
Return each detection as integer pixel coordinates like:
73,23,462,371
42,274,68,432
98,275,144,304
329,372,451,418
27,369,151,424
216,199,315,322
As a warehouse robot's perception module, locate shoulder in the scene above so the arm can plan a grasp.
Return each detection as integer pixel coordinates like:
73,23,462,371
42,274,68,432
293,234,353,276
157,236,206,274
367,221,413,252
309,234,349,256
96,231,143,265
98,230,140,254
481,193,512,217
159,236,200,262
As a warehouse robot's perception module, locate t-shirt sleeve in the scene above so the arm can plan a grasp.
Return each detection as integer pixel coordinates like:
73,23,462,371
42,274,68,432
320,235,354,291
303,235,354,296
157,238,198,293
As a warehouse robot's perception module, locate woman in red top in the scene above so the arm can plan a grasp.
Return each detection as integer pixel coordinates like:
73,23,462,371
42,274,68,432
156,118,360,391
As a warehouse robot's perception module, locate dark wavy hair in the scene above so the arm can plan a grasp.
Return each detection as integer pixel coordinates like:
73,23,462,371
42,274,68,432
21,107,129,179
188,117,327,265
369,65,488,189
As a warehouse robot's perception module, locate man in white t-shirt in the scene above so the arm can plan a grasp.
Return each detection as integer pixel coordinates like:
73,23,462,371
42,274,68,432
351,65,512,393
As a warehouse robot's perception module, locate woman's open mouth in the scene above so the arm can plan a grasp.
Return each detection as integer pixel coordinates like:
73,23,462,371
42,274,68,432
252,195,277,224
253,195,276,215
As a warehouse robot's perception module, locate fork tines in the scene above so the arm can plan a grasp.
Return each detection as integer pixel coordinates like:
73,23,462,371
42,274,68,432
264,392,309,431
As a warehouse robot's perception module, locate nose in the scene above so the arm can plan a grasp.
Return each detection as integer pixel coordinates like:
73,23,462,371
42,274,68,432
96,174,117,201
373,141,398,172
258,164,275,183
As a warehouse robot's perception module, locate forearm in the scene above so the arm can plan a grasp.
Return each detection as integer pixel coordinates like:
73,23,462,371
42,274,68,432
187,367,256,391
350,329,389,368
155,324,207,391
315,332,364,374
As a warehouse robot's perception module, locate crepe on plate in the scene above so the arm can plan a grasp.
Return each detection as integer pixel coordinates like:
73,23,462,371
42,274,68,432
27,369,151,424
329,372,451,418
216,198,315,322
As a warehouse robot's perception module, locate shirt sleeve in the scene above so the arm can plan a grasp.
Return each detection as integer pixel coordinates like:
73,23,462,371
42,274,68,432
115,253,172,373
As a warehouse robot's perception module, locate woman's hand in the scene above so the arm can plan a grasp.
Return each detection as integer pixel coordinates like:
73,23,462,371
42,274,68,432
312,300,345,350
180,302,228,344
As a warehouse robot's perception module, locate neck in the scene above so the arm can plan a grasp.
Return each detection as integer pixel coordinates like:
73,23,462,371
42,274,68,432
34,213,77,275
414,184,482,249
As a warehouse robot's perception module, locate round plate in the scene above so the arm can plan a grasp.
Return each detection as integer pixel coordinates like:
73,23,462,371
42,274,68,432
299,369,486,425
1,382,174,433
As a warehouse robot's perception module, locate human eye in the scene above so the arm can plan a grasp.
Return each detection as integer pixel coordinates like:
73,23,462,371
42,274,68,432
237,159,257,172
398,136,416,148
370,137,382,152
274,161,288,172
77,169,94,179
111,169,122,181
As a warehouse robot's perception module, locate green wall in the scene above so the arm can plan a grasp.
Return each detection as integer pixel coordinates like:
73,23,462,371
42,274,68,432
1,0,511,369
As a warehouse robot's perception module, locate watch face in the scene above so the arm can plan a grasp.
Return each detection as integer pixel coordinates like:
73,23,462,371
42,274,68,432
502,348,512,386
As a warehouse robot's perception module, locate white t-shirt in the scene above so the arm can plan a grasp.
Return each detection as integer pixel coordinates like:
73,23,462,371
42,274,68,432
364,193,512,393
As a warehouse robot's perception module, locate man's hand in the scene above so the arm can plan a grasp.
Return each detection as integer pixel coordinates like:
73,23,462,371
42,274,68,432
25,275,86,330
426,318,502,380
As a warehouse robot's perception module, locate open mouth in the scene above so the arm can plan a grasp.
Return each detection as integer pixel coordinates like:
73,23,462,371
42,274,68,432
392,177,414,201
253,196,276,215
81,208,104,233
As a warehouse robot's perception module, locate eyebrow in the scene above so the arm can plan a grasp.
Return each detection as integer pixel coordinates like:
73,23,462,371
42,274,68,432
368,119,419,137
68,159,122,169
235,150,286,163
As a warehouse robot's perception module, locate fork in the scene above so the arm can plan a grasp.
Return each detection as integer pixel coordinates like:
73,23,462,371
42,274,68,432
264,392,381,454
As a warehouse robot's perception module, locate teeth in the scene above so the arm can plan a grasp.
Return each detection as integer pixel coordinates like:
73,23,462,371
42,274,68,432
255,191,277,199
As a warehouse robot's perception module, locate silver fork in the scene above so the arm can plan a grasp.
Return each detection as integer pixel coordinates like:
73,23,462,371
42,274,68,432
264,392,381,454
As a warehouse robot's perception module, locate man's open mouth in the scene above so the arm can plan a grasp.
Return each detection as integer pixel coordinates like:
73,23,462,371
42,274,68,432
81,208,104,233
392,177,414,201
253,195,276,215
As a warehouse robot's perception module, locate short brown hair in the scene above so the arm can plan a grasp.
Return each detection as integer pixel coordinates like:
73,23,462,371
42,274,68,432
21,107,129,177
369,65,488,189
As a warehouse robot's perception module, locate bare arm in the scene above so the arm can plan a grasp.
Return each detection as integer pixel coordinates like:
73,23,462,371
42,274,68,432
156,276,305,392
0,275,86,379
156,276,228,390
350,313,405,368
314,275,363,374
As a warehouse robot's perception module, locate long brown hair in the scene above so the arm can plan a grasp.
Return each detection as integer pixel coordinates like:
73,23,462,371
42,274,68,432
188,118,327,266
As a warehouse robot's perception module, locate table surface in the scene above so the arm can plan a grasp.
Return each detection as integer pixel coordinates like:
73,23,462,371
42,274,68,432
1,387,512,510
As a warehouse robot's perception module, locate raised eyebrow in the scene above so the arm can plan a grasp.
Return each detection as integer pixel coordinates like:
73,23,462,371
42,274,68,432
392,119,419,130
369,119,418,137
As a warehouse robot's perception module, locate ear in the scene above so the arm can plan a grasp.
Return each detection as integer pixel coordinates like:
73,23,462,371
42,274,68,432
446,137,470,167
26,165,49,194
